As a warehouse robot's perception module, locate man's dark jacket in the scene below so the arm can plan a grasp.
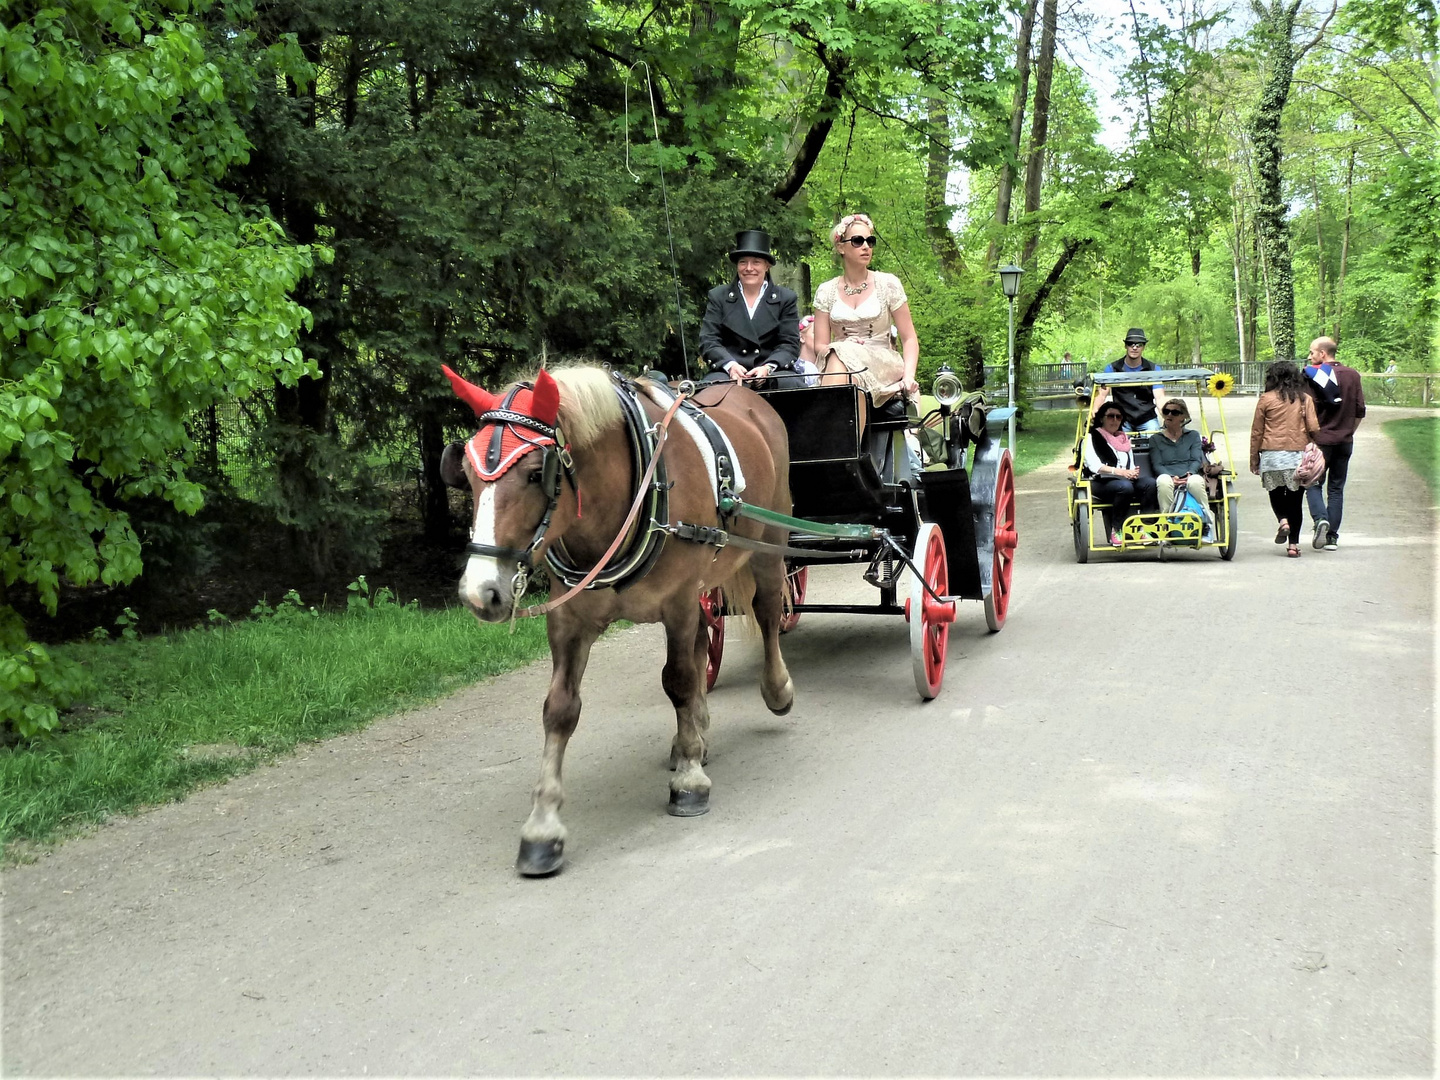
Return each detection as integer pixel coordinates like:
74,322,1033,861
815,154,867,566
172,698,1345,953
1305,362,1366,444
698,279,800,375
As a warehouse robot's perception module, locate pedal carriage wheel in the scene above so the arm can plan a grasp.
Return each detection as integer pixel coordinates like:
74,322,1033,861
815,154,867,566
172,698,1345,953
984,451,1017,632
905,522,955,700
699,587,725,691
1220,494,1239,561
1072,496,1090,564
779,561,808,633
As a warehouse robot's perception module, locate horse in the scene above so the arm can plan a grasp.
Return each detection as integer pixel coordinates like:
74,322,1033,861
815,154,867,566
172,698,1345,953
438,363,796,876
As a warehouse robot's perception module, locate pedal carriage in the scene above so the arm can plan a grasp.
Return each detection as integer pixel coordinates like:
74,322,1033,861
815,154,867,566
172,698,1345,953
1067,367,1240,562
700,368,1017,700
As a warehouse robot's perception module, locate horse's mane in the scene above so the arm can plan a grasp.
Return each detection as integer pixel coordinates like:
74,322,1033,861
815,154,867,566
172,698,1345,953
545,365,624,450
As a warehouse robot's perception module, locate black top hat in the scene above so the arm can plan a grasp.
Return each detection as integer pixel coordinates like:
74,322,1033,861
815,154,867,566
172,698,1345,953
729,230,776,264
1123,327,1148,345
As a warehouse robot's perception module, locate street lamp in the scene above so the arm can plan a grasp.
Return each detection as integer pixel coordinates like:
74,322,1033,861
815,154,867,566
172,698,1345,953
997,264,1024,452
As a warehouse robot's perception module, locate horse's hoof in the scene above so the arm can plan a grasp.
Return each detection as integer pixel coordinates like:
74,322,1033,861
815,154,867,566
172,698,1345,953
516,838,565,876
667,789,710,817
763,677,795,716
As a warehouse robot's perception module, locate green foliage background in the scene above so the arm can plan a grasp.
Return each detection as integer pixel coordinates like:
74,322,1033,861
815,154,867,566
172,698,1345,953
1,0,316,734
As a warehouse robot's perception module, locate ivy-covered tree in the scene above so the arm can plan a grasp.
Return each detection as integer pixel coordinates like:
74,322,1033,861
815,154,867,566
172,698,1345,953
0,0,315,735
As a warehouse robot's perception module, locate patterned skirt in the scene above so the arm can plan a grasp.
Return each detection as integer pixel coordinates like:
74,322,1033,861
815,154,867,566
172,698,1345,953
1259,449,1303,491
823,341,906,405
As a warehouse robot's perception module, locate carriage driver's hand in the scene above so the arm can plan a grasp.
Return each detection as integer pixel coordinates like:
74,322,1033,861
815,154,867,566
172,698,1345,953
744,363,776,381
724,361,747,383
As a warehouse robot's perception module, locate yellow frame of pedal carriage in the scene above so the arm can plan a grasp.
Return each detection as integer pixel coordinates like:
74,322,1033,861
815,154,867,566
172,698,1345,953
1065,368,1241,560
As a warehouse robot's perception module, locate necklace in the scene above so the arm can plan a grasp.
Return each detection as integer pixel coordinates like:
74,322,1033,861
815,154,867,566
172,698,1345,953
841,276,870,296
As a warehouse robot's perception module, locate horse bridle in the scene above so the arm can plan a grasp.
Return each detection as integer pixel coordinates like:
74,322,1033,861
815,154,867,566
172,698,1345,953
463,383,576,570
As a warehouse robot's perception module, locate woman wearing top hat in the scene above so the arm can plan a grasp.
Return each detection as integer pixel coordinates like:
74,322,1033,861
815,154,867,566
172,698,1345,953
1091,327,1167,432
698,230,801,388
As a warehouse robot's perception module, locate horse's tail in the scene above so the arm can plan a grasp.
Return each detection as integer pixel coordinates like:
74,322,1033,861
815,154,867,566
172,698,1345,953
718,562,784,636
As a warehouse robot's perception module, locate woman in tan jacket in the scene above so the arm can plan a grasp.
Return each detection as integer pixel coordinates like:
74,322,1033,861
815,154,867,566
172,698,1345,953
1250,360,1321,557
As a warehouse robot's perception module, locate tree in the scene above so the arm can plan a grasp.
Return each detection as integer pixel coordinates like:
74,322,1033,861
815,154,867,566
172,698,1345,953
1245,0,1336,362
0,0,316,735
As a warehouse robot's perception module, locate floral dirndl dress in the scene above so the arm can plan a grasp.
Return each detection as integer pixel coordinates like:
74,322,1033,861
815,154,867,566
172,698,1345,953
813,271,908,406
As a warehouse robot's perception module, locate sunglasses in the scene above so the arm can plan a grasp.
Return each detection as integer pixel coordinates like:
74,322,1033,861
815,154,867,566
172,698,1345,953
845,235,879,248
1126,343,1145,348
1102,412,1123,421
1162,409,1184,417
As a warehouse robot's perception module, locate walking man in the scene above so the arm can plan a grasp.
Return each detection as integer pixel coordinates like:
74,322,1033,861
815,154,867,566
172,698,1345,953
1302,336,1365,550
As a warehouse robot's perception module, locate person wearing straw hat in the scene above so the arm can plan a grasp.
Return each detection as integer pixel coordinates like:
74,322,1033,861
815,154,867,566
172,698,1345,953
698,229,801,388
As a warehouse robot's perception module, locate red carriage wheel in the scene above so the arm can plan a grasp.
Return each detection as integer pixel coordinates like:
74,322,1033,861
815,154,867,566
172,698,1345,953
699,588,725,691
907,522,955,700
779,562,808,633
984,450,1017,632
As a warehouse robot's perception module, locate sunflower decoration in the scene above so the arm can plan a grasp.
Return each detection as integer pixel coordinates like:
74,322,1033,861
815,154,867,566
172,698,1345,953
1208,372,1235,397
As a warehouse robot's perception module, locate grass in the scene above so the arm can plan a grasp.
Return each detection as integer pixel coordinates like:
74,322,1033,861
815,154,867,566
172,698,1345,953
1012,407,1081,476
1384,416,1440,502
2,599,550,854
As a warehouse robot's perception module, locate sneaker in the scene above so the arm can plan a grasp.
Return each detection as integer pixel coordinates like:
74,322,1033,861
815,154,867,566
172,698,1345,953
1275,520,1290,544
1312,519,1329,550
1324,534,1338,551
1110,531,1123,547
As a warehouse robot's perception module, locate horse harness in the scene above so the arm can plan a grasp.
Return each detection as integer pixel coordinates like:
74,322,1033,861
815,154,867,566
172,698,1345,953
464,373,751,604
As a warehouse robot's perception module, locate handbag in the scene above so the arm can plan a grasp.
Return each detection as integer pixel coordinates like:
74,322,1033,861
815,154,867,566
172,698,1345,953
1294,441,1325,487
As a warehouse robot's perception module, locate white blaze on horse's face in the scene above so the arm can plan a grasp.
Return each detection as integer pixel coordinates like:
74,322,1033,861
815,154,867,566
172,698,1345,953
459,464,548,622
459,482,511,620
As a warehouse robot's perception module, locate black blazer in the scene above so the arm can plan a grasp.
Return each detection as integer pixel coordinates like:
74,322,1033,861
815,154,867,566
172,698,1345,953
698,279,801,374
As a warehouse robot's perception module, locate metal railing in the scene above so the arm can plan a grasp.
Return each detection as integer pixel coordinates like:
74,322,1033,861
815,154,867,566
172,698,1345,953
980,363,1437,408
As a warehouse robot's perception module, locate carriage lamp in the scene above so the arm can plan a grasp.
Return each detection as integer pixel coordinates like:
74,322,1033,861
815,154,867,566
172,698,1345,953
996,264,1024,451
932,365,963,410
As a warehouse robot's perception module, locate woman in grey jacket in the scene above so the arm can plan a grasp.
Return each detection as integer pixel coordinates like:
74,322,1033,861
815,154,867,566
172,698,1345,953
1149,399,1214,534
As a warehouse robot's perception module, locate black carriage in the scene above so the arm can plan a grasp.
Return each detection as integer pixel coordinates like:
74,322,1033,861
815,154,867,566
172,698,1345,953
701,372,1017,699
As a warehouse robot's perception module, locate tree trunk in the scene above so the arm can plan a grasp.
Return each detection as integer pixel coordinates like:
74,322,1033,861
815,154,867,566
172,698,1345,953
1247,0,1303,362
924,95,965,277
986,0,1037,270
1230,200,1247,363
418,412,451,540
772,61,848,202
1311,176,1326,328
1015,181,1137,356
273,25,340,578
1251,229,1264,364
1019,0,1057,267
1334,146,1355,339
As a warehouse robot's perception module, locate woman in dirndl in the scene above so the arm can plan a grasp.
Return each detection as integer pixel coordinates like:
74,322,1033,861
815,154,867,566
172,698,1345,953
812,214,920,431
1249,360,1321,558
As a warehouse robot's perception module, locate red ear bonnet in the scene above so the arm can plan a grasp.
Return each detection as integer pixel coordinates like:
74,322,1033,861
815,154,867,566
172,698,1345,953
442,364,497,416
531,368,560,428
447,365,564,483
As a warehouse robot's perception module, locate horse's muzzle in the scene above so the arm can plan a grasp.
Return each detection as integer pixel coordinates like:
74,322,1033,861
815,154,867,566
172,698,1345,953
459,561,517,622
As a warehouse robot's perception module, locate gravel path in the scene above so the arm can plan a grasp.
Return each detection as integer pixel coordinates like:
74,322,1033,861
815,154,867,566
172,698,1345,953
4,399,1433,1076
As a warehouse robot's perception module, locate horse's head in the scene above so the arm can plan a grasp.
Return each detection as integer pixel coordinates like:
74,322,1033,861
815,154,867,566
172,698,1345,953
440,365,571,622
